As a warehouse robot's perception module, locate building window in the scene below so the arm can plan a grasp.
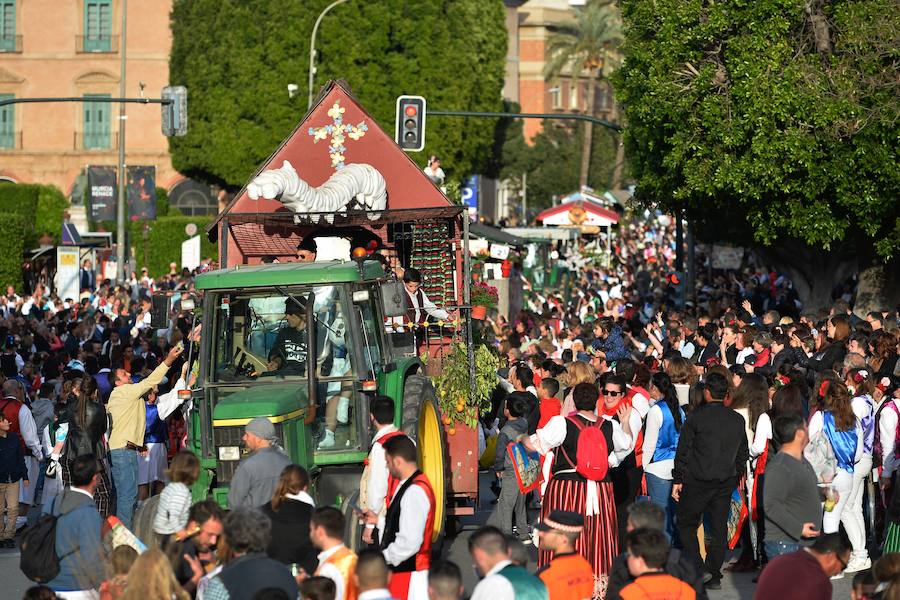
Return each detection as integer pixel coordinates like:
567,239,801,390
0,0,15,52
0,94,13,149
83,0,112,52
549,86,561,110
83,94,111,150
568,81,579,110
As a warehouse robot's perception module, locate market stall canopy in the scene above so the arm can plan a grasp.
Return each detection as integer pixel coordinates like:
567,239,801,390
536,199,620,227
558,188,631,208
468,222,526,247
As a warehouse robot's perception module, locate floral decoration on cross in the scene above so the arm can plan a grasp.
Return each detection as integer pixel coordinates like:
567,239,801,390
307,101,369,170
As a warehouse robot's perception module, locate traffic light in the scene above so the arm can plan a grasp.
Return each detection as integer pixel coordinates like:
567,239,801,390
395,95,426,152
161,86,188,137
667,271,685,309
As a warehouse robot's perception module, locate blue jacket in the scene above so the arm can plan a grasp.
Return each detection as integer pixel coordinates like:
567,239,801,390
43,489,106,591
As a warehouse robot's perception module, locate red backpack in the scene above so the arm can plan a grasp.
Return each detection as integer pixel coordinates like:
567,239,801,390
560,416,609,481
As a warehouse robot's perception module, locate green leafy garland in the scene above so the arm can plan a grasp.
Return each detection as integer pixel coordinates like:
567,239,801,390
433,343,498,432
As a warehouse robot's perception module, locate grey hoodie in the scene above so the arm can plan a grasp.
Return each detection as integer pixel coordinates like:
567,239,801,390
493,416,528,472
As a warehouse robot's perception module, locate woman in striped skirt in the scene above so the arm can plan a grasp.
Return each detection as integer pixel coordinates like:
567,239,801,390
524,379,634,599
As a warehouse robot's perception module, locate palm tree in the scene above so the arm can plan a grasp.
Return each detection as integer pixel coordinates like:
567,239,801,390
544,0,623,189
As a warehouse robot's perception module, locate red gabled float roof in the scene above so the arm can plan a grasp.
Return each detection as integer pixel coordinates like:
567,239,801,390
209,80,450,235
535,199,619,224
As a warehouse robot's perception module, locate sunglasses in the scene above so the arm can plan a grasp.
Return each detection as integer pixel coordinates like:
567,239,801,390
603,389,624,397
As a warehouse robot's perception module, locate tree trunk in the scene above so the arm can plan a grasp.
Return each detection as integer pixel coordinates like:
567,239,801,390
852,237,900,317
755,239,857,313
579,75,596,189
610,89,625,189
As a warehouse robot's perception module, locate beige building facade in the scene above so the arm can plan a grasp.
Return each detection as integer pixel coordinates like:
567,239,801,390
515,0,615,141
0,0,197,207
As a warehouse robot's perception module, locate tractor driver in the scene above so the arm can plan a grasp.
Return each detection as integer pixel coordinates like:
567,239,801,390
267,299,309,374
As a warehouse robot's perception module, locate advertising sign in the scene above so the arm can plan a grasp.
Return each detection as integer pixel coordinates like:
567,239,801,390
87,165,117,222
182,235,201,271
55,247,80,301
127,165,157,221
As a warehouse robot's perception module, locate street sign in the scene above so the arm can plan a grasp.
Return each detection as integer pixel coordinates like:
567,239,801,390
395,95,426,151
161,86,188,137
462,175,478,220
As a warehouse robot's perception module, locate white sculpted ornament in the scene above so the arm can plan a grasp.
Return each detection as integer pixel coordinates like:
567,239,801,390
247,160,387,223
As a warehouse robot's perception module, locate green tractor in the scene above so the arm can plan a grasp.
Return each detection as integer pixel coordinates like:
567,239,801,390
184,257,453,546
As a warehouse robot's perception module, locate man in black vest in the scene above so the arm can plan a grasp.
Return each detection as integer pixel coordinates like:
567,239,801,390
397,268,453,353
202,507,298,600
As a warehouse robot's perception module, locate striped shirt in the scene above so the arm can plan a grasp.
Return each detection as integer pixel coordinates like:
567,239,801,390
154,481,192,535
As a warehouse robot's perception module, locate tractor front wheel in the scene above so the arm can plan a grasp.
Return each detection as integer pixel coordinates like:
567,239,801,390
402,374,447,543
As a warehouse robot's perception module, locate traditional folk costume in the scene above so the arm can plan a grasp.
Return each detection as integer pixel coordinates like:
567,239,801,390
380,470,435,600
315,544,358,600
359,425,406,540
531,414,632,599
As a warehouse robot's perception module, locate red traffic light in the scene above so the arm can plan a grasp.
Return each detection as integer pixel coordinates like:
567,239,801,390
404,105,418,117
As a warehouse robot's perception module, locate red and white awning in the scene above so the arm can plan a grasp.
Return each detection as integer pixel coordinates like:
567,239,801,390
535,200,619,227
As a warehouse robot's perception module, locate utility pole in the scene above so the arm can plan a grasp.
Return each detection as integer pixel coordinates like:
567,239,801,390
115,0,128,283
521,172,527,226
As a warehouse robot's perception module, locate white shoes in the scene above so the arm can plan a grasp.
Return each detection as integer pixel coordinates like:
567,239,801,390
318,430,336,449
844,554,871,573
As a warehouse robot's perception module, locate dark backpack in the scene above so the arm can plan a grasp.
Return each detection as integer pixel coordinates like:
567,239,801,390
560,416,609,481
20,495,76,583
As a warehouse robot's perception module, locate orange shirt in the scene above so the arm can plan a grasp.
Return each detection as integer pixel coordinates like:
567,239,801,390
538,552,594,600
619,572,697,600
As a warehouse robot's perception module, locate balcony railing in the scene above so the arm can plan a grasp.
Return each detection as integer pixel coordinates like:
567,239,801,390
75,35,118,54
0,35,22,53
0,131,23,150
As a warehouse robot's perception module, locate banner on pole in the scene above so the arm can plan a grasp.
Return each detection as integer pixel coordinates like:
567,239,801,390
127,166,157,221
182,235,201,271
87,166,117,222
55,247,80,301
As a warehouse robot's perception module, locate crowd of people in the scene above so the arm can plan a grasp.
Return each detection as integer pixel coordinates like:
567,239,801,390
3,213,900,600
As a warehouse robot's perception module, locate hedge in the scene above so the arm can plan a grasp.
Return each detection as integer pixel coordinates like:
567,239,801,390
0,183,37,245
35,185,70,245
0,213,26,291
0,183,69,246
129,216,217,278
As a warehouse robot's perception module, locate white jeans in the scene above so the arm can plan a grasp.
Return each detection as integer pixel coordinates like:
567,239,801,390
822,456,871,557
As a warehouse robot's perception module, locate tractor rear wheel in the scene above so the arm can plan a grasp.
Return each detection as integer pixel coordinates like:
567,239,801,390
402,374,447,543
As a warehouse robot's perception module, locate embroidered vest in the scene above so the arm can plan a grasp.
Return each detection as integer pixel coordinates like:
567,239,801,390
315,546,358,600
360,430,406,515
651,402,684,464
856,394,875,455
823,411,858,473
875,400,900,468
144,402,167,444
405,289,425,326
380,470,435,573
497,564,549,600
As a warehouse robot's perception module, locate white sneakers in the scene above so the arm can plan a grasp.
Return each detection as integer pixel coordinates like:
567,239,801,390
844,554,871,573
318,430,336,449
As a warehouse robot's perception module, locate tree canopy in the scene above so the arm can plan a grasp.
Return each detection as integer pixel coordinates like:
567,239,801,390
614,0,899,260
169,0,507,189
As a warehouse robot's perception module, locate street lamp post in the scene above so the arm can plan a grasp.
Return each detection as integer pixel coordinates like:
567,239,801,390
308,0,350,110
116,0,128,283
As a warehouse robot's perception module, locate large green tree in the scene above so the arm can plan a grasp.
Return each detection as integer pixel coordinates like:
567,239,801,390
169,0,507,188
615,0,899,310
544,0,622,189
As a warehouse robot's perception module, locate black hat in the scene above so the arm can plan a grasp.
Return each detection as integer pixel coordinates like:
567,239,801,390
403,267,422,284
535,510,584,533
